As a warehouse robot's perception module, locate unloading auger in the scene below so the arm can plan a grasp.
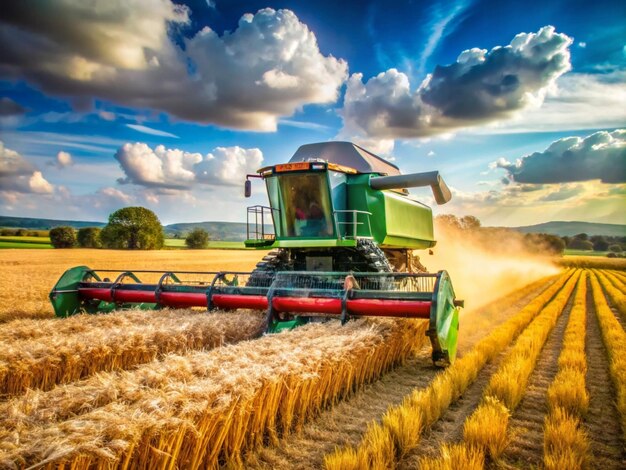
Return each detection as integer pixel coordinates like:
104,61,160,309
50,142,463,366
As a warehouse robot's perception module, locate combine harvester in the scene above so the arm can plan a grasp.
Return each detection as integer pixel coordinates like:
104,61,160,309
50,142,463,366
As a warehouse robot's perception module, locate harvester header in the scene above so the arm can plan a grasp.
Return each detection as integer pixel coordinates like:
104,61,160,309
51,141,462,366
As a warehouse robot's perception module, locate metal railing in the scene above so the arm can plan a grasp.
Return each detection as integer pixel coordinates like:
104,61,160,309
333,210,373,240
246,205,277,241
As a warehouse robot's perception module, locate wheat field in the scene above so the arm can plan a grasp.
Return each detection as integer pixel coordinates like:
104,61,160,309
0,249,624,469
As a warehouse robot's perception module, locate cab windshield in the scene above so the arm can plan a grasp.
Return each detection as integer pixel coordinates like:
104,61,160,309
269,173,334,238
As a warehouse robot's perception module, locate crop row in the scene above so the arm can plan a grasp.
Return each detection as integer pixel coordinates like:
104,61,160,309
594,270,626,319
324,269,576,469
0,309,265,397
416,270,579,468
543,272,589,470
590,272,626,440
0,318,427,468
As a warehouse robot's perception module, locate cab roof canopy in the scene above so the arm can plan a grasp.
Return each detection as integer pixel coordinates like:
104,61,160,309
289,141,401,176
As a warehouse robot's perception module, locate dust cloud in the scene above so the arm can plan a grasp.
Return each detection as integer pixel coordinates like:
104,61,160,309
419,222,561,312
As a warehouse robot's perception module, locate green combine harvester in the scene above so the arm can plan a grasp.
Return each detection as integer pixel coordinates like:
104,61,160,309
51,142,462,366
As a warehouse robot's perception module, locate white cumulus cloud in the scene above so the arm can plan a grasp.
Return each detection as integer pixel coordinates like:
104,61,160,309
496,129,626,184
341,26,573,141
0,3,347,130
0,141,54,194
115,142,263,189
54,150,73,168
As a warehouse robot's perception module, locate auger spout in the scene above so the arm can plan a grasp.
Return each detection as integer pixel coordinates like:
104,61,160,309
369,170,452,205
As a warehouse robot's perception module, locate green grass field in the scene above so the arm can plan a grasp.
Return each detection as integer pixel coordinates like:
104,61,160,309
0,236,246,250
563,249,611,257
0,241,53,249
164,239,246,249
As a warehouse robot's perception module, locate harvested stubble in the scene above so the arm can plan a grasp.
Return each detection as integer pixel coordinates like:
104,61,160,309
543,271,589,470
416,270,579,470
0,309,265,397
590,271,626,441
0,317,428,469
594,270,626,318
324,269,576,470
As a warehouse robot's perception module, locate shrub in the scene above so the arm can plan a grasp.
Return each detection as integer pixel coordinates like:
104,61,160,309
185,228,210,249
609,244,622,253
77,227,102,248
49,226,76,248
567,239,593,251
592,238,609,251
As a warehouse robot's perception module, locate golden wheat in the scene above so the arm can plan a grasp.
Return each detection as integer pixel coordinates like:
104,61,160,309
418,444,485,470
407,269,580,470
544,406,589,470
0,317,428,468
0,248,265,321
467,270,579,457
0,309,265,397
543,271,589,469
590,271,626,441
594,269,626,318
324,269,575,469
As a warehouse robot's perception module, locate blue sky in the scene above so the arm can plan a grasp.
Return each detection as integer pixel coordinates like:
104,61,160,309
0,0,624,226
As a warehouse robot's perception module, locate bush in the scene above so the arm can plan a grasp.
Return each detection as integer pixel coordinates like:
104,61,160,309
609,244,623,253
567,239,593,251
49,226,76,248
185,228,210,249
100,207,164,250
592,238,609,251
77,227,102,248
607,252,617,258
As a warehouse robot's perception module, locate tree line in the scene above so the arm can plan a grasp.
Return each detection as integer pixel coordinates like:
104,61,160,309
435,215,625,257
47,207,210,250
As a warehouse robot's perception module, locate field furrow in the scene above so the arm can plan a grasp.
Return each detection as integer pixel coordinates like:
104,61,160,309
0,317,427,469
324,270,576,469
245,274,560,469
584,274,626,468
542,272,589,470
414,270,579,469
0,309,265,397
590,272,626,442
595,270,626,322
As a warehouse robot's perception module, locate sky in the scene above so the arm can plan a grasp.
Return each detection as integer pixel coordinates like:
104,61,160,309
0,0,625,227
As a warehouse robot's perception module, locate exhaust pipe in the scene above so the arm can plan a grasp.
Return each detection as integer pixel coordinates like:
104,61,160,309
370,171,452,205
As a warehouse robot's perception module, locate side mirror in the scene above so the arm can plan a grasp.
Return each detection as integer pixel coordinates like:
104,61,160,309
244,179,251,198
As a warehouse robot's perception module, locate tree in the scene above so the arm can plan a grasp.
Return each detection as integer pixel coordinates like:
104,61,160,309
185,228,210,249
49,226,76,248
459,215,481,231
77,227,102,248
609,244,623,253
573,233,588,241
567,238,593,251
523,233,565,255
100,207,164,250
592,238,609,251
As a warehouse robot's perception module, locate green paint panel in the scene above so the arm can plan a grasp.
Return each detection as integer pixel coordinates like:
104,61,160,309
347,174,436,249
431,270,459,365
49,265,91,317
267,316,310,332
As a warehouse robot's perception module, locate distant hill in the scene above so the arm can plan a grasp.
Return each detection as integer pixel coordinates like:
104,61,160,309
0,215,105,230
4,215,623,240
0,216,269,241
510,221,626,237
